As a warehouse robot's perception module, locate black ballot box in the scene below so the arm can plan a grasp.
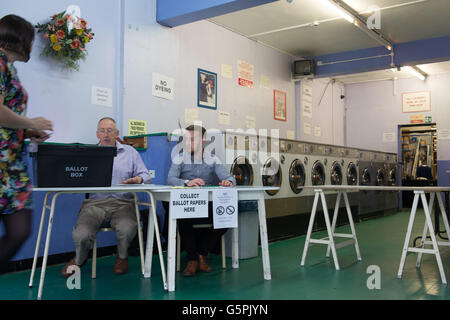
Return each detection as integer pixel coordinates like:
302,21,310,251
30,143,117,187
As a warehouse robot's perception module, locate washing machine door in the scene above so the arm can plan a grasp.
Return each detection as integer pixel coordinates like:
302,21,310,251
346,162,358,185
289,159,305,194
330,161,343,185
311,161,325,186
230,156,254,186
388,168,397,186
262,157,282,195
361,168,371,185
376,168,385,186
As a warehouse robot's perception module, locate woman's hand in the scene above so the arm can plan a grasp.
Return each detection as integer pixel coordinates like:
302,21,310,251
26,130,51,143
29,117,53,131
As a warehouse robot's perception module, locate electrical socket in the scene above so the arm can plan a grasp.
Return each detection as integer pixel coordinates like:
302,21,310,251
148,170,156,179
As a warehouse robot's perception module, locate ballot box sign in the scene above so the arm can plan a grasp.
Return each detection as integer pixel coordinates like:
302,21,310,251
213,189,238,229
170,189,209,219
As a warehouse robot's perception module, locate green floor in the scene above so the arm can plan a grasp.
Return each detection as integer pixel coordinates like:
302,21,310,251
1,209,449,300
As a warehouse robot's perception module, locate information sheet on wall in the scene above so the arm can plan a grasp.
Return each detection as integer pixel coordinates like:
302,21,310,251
91,86,113,107
302,81,313,119
237,60,254,88
152,73,175,100
402,91,431,113
128,119,147,136
221,64,233,79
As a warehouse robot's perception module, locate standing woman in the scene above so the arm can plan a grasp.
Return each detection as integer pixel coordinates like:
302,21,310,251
0,14,53,274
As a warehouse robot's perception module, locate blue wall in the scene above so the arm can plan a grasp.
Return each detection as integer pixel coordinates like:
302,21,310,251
437,161,450,187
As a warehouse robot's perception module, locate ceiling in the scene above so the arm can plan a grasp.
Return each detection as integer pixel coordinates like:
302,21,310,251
209,0,450,83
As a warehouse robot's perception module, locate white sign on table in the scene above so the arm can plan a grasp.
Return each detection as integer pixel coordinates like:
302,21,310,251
213,189,238,229
170,189,209,219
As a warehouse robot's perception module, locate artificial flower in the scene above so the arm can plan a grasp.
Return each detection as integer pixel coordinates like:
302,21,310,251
56,30,65,39
36,11,94,71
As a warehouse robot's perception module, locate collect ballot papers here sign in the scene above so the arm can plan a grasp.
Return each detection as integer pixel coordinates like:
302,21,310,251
213,189,238,229
170,189,209,219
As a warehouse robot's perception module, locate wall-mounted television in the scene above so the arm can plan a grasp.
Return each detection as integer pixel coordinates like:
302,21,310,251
293,59,315,78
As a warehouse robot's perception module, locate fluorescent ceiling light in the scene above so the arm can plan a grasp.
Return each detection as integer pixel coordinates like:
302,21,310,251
403,66,426,81
319,0,355,23
319,0,393,51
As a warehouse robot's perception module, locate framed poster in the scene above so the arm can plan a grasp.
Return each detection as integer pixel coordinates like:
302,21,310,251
274,89,287,121
198,68,217,110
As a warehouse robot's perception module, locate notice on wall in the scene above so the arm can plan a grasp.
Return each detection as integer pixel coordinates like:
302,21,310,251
302,100,313,118
221,64,233,79
402,91,431,113
410,114,425,124
303,123,311,135
213,189,238,229
437,129,450,140
246,116,256,129
314,126,322,137
302,81,313,118
302,81,313,96
237,60,254,88
287,130,295,140
128,119,147,136
185,108,199,124
152,73,175,100
382,131,395,143
170,189,209,219
260,74,270,89
91,86,113,107
219,111,230,125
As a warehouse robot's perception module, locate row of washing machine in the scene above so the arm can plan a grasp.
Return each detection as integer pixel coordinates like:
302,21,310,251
217,131,399,240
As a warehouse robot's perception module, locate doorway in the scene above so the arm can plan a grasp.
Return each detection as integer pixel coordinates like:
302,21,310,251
398,123,437,208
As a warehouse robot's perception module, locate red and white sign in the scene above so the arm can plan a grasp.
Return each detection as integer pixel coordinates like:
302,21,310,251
237,60,254,88
402,91,431,113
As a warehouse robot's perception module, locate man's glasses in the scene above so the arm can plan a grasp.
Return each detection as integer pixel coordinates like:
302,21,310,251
97,129,116,134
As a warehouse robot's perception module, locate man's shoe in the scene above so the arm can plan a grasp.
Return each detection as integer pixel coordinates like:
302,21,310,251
198,254,212,273
183,260,198,277
114,257,129,275
61,258,80,278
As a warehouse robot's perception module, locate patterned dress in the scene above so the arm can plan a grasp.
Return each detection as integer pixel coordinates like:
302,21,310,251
0,51,32,214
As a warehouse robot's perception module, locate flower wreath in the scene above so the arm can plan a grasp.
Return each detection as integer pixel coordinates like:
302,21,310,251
35,11,94,71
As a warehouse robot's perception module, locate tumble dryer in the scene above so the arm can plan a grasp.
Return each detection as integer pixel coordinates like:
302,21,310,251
358,149,390,219
259,134,282,197
265,138,313,240
372,151,389,217
343,147,360,213
309,143,327,188
224,130,259,187
358,149,377,220
383,152,399,213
